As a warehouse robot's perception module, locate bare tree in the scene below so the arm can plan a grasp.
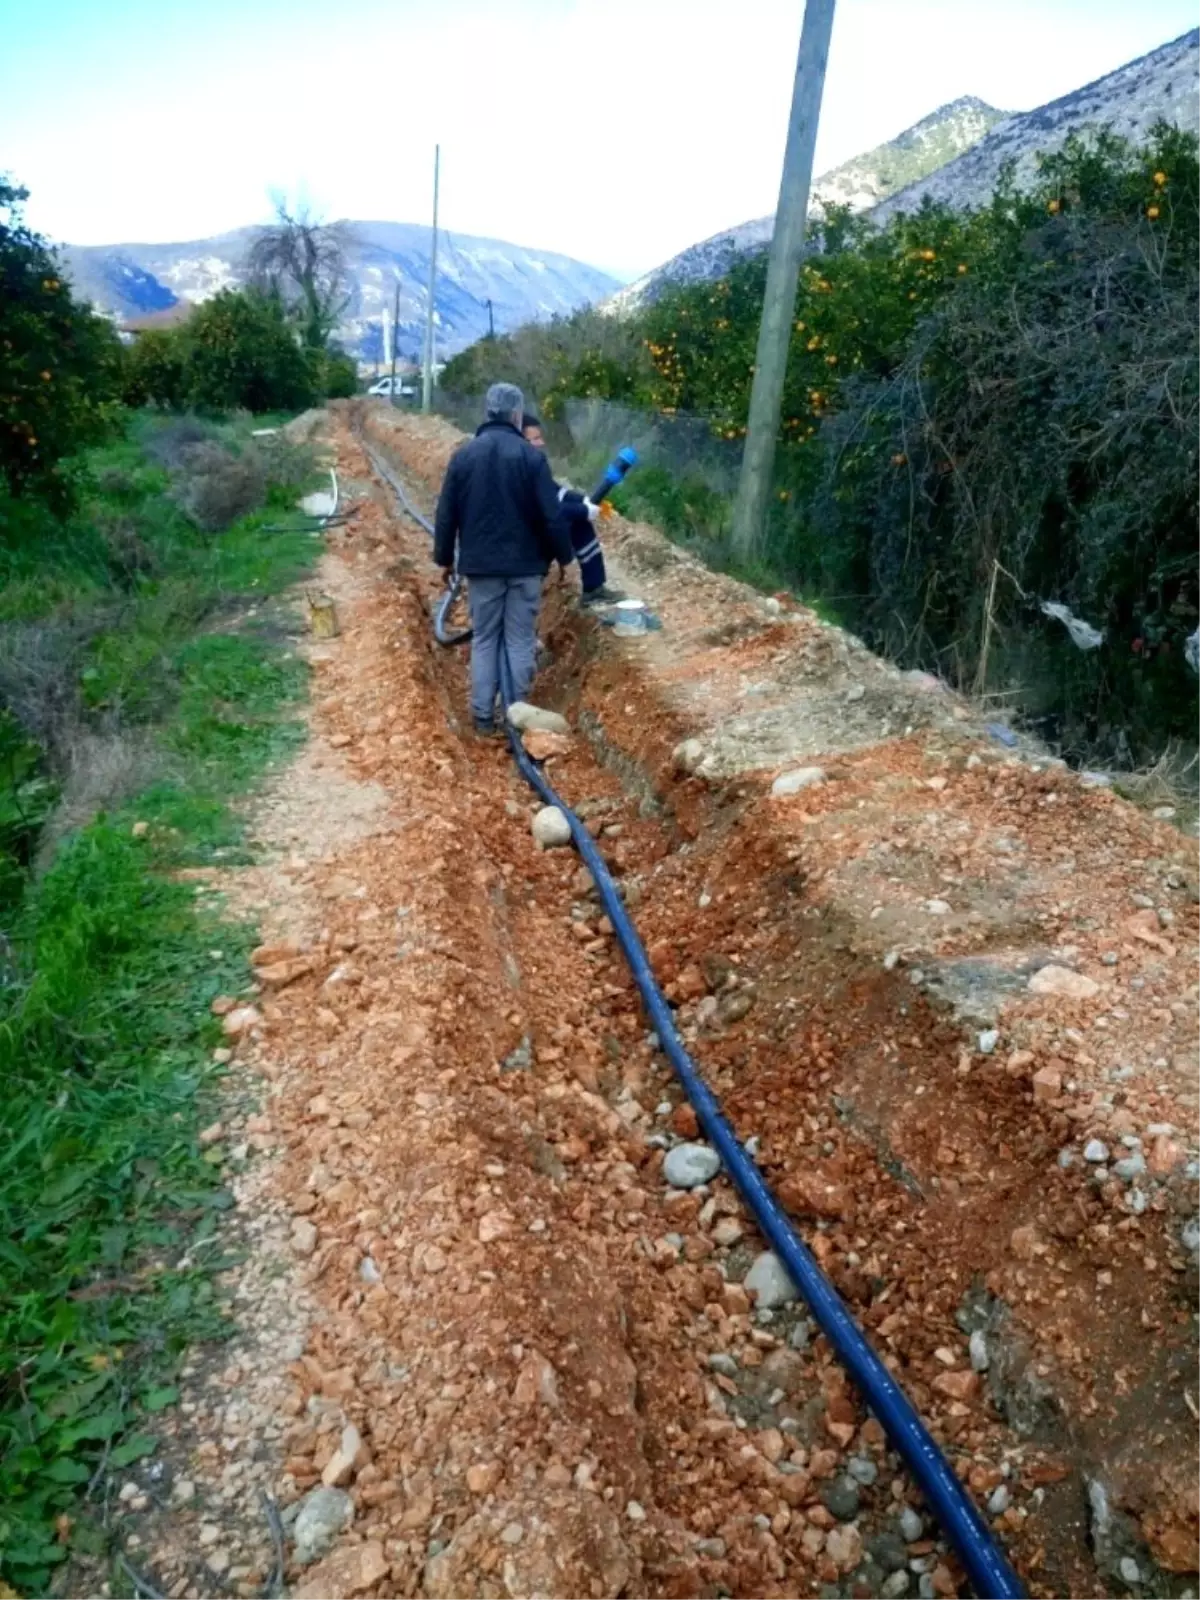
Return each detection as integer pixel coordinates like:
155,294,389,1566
246,197,356,350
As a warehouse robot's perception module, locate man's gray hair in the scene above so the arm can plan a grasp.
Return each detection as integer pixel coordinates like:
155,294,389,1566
485,381,525,424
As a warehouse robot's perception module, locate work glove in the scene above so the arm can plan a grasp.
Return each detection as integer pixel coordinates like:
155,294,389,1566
583,498,600,524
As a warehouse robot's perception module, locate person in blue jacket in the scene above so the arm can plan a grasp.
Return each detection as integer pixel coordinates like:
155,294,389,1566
521,414,625,608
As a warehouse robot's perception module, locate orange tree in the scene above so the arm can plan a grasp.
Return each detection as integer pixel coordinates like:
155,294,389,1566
795,125,1198,759
179,289,315,414
638,200,984,442
0,179,124,507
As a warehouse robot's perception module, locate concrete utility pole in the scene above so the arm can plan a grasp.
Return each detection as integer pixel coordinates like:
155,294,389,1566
422,144,440,414
486,298,495,339
730,0,837,558
388,278,401,404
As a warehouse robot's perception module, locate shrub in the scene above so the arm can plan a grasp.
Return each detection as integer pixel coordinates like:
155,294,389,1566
122,328,188,410
306,345,358,399
792,125,1199,759
180,290,316,414
440,307,654,417
0,179,125,505
140,414,215,469
169,440,267,533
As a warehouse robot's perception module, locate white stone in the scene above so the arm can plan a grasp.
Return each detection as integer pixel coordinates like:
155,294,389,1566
1028,965,1100,1000
771,766,826,797
969,1330,989,1372
663,1143,720,1189
673,738,707,775
292,1486,354,1565
291,1218,318,1256
531,806,572,849
744,1251,798,1310
507,702,569,735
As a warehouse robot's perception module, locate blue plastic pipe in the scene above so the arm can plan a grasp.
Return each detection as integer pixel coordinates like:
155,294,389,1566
365,434,1026,1600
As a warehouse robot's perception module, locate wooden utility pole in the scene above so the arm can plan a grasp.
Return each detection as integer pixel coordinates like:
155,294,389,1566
422,145,440,413
730,0,837,557
389,278,401,404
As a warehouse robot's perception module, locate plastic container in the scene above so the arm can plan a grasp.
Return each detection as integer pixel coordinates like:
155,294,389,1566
612,599,648,638
307,593,338,638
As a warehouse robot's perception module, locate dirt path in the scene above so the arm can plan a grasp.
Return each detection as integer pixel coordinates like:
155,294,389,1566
99,407,1197,1600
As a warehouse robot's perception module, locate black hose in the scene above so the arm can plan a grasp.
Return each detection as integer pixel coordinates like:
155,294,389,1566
359,436,473,644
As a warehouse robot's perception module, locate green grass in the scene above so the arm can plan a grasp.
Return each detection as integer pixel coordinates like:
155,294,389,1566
0,410,321,1593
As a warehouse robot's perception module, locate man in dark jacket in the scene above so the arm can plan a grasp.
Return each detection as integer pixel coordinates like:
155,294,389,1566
433,382,574,734
521,414,624,607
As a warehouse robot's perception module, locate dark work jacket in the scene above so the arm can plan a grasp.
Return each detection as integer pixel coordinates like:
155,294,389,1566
432,420,573,578
556,486,606,592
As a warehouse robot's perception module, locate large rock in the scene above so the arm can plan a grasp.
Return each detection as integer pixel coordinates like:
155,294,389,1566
531,806,572,849
293,1486,354,1565
424,1488,638,1599
744,1250,799,1309
662,1142,720,1189
321,1424,363,1488
292,1540,388,1598
771,766,826,797
222,1005,264,1038
1027,964,1099,1000
508,701,570,735
523,730,572,761
672,738,706,775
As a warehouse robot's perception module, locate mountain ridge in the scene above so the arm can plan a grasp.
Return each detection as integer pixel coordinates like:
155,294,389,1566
872,27,1198,222
604,94,1007,314
60,222,621,360
605,28,1199,314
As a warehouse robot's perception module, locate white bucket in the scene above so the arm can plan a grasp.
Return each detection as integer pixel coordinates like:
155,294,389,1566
612,599,648,638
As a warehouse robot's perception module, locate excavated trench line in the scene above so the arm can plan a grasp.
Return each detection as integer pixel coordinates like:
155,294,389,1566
349,401,1200,1600
356,428,1023,1600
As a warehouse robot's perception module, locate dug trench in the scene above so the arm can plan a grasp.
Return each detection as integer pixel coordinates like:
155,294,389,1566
93,403,1197,1600
346,403,1198,1597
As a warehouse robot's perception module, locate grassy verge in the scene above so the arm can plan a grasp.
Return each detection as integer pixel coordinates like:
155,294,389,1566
0,411,322,1593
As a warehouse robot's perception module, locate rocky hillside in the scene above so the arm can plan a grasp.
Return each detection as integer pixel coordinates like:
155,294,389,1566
872,28,1199,222
60,224,620,359
605,96,1005,314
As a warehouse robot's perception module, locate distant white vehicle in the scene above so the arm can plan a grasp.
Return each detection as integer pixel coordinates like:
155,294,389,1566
367,376,417,397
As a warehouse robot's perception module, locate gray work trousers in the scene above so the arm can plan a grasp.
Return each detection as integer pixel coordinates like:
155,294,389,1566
467,574,543,723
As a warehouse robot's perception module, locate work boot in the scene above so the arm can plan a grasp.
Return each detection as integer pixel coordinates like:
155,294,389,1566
581,585,627,608
472,717,503,740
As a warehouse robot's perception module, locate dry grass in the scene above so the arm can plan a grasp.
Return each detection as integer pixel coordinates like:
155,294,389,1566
35,725,165,868
170,441,267,533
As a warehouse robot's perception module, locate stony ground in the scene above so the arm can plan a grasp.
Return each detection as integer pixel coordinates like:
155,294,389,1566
90,404,1198,1600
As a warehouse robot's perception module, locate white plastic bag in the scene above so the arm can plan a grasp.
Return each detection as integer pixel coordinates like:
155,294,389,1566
1040,600,1104,651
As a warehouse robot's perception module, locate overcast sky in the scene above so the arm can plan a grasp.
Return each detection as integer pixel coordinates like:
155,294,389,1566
2,0,1195,281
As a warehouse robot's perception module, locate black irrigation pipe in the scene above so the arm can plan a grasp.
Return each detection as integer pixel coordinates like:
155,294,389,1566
358,428,1025,1599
